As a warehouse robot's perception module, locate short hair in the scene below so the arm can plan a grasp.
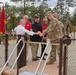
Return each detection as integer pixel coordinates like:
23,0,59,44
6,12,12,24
20,19,26,23
23,15,28,19
20,19,23,22
43,18,48,22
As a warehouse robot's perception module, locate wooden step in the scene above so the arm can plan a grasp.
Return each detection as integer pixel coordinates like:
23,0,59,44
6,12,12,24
19,60,59,75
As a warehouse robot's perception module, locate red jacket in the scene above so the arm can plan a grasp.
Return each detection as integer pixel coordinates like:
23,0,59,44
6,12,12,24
25,21,32,31
42,23,48,32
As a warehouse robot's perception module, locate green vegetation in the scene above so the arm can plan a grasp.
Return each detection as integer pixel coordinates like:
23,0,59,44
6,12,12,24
1,0,76,33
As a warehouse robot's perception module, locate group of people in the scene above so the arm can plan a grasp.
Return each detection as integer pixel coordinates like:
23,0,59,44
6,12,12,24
13,10,71,68
13,14,49,61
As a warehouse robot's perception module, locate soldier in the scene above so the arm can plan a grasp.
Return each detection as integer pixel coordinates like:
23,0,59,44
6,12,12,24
53,12,64,36
64,19,71,35
43,11,63,64
53,13,64,66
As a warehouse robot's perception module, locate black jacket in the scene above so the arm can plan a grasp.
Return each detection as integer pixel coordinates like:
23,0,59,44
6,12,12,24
30,21,42,42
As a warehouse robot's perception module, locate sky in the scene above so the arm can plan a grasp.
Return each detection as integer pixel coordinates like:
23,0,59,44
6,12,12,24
1,0,76,15
1,0,57,7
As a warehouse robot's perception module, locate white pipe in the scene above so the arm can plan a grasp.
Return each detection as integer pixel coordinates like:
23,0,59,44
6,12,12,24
10,40,25,72
0,39,23,75
41,42,52,75
34,41,50,75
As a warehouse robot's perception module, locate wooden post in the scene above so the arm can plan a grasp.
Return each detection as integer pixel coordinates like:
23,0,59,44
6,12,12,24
63,44,68,75
5,34,8,64
0,38,1,44
17,35,27,75
59,38,63,75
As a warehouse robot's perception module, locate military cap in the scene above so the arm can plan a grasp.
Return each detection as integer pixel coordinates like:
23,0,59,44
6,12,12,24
46,10,52,16
34,14,39,19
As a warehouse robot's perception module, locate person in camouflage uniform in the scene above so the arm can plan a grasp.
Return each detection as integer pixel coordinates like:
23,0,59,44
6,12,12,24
43,11,63,64
53,12,64,36
64,19,71,35
53,13,64,65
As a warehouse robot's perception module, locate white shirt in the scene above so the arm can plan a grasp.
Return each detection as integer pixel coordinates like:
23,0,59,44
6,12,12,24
14,25,34,36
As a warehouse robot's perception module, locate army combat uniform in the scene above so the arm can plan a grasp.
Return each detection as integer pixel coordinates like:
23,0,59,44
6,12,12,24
44,18,62,63
64,19,71,35
57,20,64,58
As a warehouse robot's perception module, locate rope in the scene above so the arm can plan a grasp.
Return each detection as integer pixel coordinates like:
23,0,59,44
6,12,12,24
25,41,60,46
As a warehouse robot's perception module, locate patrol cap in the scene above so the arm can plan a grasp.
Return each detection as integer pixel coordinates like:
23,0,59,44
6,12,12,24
34,14,39,19
46,10,52,16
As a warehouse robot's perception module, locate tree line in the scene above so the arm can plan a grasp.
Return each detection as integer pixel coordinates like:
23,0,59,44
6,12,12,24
3,0,76,33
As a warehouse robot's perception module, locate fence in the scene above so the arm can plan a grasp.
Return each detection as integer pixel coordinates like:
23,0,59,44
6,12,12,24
59,36,76,75
0,34,27,75
0,34,17,67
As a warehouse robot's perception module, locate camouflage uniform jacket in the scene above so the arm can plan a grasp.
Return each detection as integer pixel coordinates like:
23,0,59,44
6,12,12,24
44,18,62,42
64,20,71,35
58,21,64,36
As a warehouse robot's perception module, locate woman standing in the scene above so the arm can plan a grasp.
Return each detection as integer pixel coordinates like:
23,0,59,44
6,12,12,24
41,18,48,60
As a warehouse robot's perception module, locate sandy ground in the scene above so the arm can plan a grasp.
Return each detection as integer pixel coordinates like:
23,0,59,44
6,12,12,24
0,40,17,67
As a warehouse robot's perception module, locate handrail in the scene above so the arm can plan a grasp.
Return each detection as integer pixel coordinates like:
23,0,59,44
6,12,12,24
0,39,24,75
41,41,52,75
34,39,52,75
9,40,25,75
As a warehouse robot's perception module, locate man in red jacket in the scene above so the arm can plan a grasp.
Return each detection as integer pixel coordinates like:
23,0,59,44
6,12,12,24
23,15,32,31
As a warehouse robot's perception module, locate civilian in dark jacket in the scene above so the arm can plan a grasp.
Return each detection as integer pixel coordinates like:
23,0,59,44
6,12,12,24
30,15,42,61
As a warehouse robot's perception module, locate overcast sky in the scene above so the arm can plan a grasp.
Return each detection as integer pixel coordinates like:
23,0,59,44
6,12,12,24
1,0,57,6
1,0,76,15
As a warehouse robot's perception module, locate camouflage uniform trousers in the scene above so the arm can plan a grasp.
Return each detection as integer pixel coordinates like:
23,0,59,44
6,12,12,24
50,45,64,62
57,45,64,63
50,45,64,61
50,39,60,61
50,45,57,61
